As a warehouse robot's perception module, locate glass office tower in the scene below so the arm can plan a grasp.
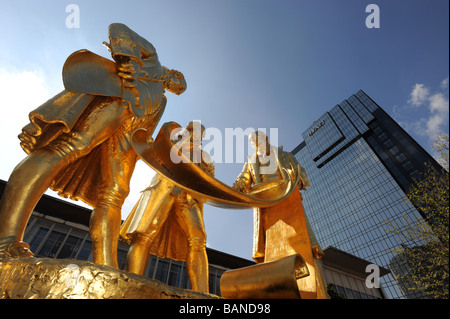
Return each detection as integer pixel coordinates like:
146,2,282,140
292,90,444,299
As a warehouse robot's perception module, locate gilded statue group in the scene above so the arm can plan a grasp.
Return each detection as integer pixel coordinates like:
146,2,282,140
0,24,327,299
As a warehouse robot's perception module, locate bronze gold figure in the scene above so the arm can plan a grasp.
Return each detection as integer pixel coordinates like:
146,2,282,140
231,130,328,299
120,122,214,292
130,125,328,298
0,23,186,269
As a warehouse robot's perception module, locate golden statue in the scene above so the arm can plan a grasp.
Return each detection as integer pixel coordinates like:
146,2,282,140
231,131,328,299
120,122,214,293
131,125,327,298
0,23,186,269
0,21,326,300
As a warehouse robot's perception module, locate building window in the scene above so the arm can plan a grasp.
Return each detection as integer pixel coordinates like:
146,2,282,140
167,261,183,288
395,153,407,163
345,288,355,299
389,146,400,155
146,256,192,290
29,226,50,253
383,139,394,148
331,284,380,299
55,234,83,259
373,127,382,135
336,285,346,298
155,259,170,283
143,254,227,296
209,266,226,296
38,230,68,258
26,219,91,261
409,170,420,179
402,161,414,171
77,240,92,261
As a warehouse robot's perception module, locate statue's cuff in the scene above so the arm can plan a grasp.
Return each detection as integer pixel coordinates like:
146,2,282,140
109,37,143,67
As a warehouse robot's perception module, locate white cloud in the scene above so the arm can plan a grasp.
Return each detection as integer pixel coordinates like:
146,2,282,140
0,68,50,102
426,92,449,139
429,92,449,113
397,118,428,137
408,83,429,107
426,114,446,139
441,76,449,90
0,68,51,180
395,77,449,149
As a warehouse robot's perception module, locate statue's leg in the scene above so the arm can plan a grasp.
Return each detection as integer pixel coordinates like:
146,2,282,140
125,179,175,274
0,148,73,255
89,192,125,269
177,199,208,292
89,139,138,269
125,234,152,276
0,99,131,257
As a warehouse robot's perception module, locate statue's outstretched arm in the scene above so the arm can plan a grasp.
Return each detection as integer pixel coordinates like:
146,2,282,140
233,162,253,193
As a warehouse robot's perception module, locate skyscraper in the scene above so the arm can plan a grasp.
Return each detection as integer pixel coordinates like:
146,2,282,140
292,89,444,299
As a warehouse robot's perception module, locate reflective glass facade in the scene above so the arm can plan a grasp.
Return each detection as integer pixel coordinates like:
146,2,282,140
292,90,442,299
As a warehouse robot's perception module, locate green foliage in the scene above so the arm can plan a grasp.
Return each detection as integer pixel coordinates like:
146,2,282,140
384,133,449,299
433,133,449,172
326,284,344,299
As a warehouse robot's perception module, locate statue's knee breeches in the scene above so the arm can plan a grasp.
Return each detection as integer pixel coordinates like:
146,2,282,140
46,99,132,165
96,185,129,210
130,232,154,247
46,131,95,164
187,233,207,251
175,198,207,252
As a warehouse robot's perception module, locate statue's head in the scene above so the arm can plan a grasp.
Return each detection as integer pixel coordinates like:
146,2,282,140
249,131,270,152
185,121,206,143
162,66,187,95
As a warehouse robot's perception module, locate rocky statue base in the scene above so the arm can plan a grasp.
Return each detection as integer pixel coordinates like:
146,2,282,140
0,257,219,299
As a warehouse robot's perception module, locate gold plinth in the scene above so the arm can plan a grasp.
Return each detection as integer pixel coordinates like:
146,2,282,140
0,257,218,299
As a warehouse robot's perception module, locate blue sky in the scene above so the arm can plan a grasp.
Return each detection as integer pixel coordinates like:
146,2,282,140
0,0,448,260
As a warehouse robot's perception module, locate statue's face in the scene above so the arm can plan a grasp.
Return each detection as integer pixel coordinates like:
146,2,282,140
182,123,205,149
249,134,267,151
249,135,258,149
186,129,202,143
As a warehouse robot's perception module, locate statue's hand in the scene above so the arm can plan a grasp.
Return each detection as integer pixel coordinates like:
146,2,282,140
232,179,250,194
118,60,139,88
116,56,141,106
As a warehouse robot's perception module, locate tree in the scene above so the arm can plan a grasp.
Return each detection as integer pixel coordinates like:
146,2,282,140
385,133,449,299
326,284,344,299
433,133,449,172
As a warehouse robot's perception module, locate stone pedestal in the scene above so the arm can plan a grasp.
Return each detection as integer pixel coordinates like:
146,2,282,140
0,257,219,299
